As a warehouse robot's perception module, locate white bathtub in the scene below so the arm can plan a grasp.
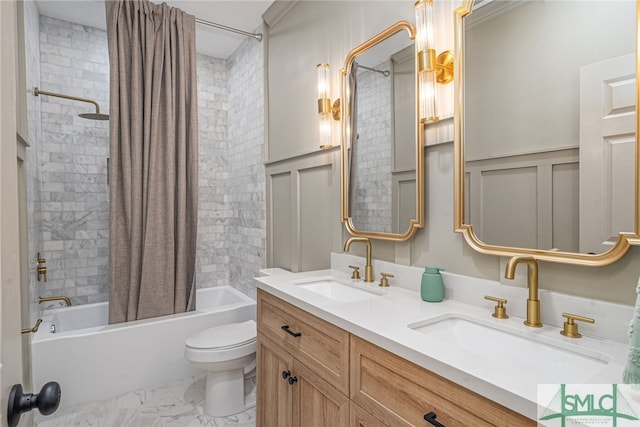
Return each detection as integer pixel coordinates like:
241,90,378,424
31,286,256,410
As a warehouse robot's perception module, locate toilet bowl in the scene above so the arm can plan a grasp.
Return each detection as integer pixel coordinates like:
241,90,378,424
184,319,257,417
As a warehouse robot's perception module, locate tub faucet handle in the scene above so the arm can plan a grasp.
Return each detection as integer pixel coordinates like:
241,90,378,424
37,252,47,282
37,266,47,283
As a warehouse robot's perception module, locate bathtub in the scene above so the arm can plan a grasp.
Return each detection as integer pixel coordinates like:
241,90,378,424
31,286,256,410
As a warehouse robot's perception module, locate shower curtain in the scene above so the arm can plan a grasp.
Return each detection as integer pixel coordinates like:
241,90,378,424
106,0,199,323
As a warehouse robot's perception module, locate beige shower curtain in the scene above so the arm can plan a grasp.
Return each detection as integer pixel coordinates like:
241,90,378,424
106,0,198,323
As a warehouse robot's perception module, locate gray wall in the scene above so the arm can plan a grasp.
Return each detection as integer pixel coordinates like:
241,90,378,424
265,1,640,304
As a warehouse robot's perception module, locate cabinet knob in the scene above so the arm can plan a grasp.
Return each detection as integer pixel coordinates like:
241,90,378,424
424,412,446,427
484,295,508,319
348,265,361,280
561,312,595,338
281,370,291,379
287,375,298,385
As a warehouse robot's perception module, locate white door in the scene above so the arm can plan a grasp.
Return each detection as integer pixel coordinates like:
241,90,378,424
580,53,636,254
1,1,26,426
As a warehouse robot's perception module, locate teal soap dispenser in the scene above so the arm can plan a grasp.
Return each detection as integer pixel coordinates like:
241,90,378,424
421,265,444,302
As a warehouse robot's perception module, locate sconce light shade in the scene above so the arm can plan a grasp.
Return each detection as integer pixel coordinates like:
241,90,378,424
415,0,435,60
319,110,332,149
316,63,341,149
317,63,331,112
415,0,439,124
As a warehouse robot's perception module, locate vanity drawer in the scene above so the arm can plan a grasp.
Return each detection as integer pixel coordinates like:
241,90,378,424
350,336,534,427
257,289,350,394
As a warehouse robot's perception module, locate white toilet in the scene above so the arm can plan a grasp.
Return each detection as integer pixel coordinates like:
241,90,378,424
184,319,257,417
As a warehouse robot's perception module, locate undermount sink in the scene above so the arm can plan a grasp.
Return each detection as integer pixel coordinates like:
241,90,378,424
408,314,611,384
291,276,384,302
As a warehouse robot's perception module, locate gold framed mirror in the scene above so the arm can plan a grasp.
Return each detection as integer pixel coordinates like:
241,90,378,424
340,21,425,241
454,0,640,265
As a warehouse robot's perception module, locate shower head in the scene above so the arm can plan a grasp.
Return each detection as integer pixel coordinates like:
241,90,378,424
34,87,109,121
78,113,110,121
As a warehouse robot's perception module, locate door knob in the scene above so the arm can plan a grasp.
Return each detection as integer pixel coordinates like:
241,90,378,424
7,382,61,427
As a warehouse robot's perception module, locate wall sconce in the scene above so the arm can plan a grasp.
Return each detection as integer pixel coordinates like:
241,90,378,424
415,0,454,124
317,63,341,149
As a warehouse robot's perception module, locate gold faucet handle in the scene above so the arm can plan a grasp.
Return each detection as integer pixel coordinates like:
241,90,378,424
484,295,509,319
37,252,46,265
379,272,394,287
348,265,361,280
37,266,47,283
561,312,595,338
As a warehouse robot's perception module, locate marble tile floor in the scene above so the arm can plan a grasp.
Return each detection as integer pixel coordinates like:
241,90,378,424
35,375,256,427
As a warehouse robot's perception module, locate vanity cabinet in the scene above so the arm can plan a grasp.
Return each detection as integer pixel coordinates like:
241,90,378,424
350,336,534,427
257,290,350,426
257,290,535,427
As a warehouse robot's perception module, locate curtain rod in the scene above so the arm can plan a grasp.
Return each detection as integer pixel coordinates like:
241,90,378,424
195,17,263,42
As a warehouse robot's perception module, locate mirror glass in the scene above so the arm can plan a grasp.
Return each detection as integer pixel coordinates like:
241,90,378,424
461,0,636,256
342,22,424,241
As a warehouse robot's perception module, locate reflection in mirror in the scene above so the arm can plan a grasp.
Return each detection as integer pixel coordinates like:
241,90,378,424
342,22,424,241
350,35,414,233
461,0,636,257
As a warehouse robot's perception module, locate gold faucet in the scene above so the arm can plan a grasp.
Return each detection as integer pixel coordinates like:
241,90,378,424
344,237,373,282
504,256,541,327
38,296,72,306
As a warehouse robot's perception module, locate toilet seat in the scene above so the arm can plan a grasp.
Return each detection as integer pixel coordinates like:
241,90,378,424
185,320,257,364
186,319,256,350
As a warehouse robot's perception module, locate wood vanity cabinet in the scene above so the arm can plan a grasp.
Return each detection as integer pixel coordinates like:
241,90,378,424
350,336,535,427
257,290,535,427
257,289,350,426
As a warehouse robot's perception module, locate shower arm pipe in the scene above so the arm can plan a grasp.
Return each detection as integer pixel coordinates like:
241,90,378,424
33,87,102,114
357,64,390,77
195,17,262,42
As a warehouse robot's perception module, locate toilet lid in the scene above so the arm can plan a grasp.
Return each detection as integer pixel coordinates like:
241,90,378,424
186,320,256,350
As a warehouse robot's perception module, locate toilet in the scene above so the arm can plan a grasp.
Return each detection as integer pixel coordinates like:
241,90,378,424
184,319,257,417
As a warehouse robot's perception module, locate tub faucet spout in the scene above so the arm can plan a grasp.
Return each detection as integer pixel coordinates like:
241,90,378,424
38,296,72,307
344,237,373,282
504,256,541,327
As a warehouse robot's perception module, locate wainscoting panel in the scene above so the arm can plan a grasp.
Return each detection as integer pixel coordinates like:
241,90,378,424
465,149,578,252
269,171,293,271
266,150,339,272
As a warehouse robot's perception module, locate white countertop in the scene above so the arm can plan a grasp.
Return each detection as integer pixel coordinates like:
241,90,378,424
254,268,630,421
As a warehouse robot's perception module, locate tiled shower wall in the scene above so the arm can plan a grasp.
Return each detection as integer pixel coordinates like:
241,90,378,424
227,34,266,299
195,54,232,289
25,0,43,321
25,12,265,307
37,16,110,305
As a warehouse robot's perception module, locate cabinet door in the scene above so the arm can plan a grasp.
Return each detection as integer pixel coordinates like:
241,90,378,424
351,402,390,427
258,289,350,394
292,358,350,427
257,334,293,427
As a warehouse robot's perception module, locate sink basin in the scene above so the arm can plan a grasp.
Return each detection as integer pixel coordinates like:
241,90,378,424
291,276,383,302
408,314,610,384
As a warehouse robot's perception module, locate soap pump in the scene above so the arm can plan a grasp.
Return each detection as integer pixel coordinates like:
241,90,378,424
421,265,444,302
